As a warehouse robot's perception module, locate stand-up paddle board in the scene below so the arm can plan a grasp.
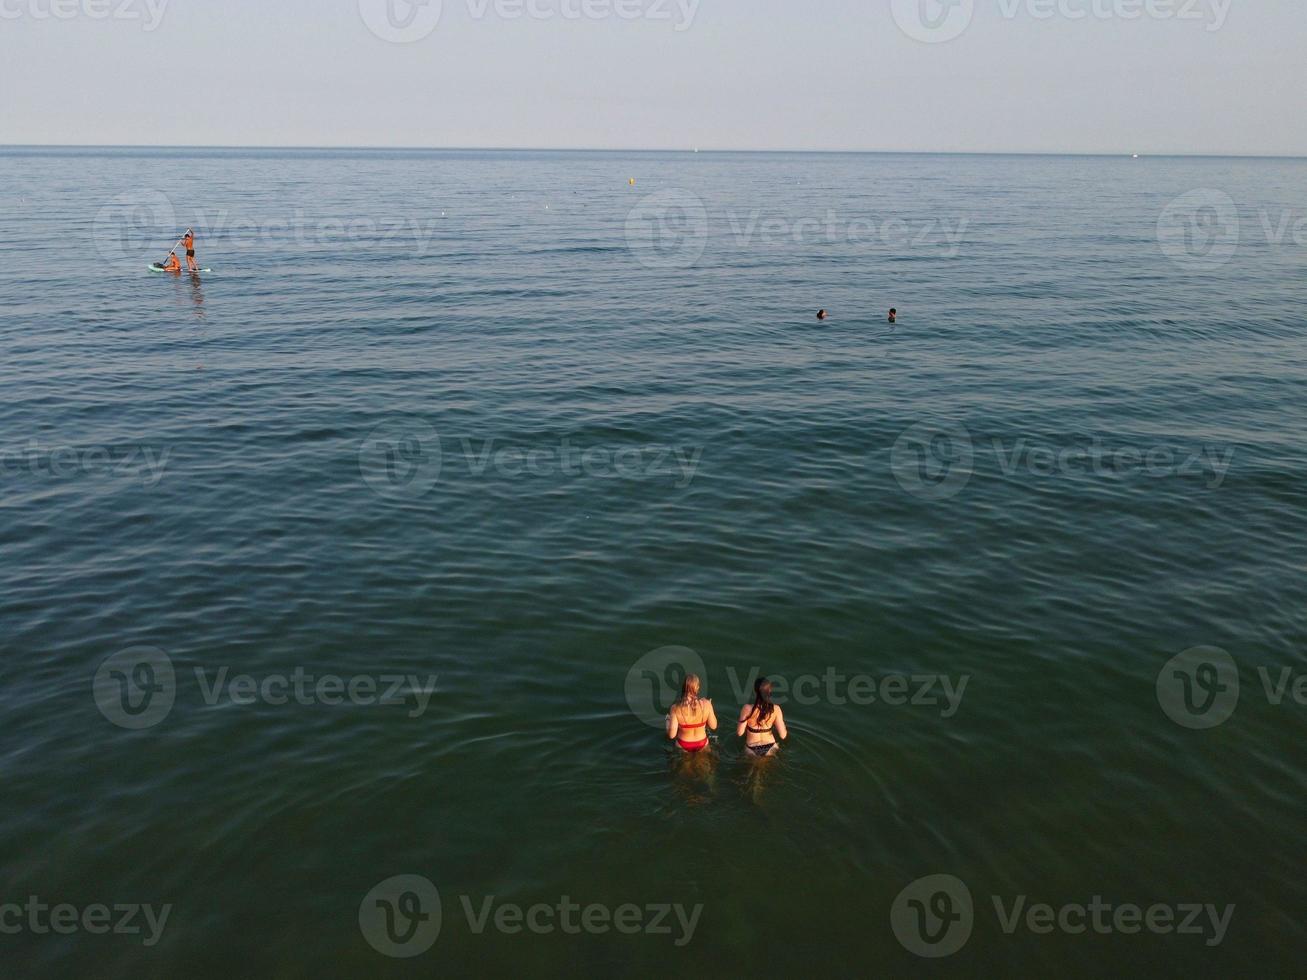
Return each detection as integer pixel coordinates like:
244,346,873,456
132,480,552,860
149,263,212,273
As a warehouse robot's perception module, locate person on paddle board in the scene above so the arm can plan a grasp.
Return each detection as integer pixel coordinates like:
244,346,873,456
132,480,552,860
160,253,182,273
182,229,197,272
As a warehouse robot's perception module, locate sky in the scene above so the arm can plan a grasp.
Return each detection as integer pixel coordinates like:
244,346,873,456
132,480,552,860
1,0,1305,155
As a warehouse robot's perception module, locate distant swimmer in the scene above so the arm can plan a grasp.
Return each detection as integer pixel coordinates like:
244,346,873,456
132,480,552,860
666,674,717,753
888,308,897,324
737,677,786,758
817,309,829,321
182,228,197,272
160,253,182,273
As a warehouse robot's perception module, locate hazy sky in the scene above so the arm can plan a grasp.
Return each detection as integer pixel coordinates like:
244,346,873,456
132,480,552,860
2,0,1304,154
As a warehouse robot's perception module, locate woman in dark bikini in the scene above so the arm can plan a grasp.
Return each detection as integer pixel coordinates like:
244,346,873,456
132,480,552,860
737,677,787,758
666,674,717,753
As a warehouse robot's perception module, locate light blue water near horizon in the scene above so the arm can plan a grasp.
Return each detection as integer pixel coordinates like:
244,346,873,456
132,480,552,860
1,147,1306,977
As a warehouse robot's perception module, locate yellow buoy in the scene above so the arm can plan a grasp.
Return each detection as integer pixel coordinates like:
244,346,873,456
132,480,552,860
629,178,636,186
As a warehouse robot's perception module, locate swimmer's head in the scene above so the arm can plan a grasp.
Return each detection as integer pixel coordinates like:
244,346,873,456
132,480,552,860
752,676,775,720
817,309,828,320
678,673,702,704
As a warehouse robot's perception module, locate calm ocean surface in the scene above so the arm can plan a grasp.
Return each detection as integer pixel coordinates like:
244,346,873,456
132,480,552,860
1,147,1306,977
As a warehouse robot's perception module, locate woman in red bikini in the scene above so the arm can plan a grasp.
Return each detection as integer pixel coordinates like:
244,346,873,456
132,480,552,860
666,674,717,753
737,677,787,759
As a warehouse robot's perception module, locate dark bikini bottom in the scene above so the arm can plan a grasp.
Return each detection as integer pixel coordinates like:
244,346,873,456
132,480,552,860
747,743,776,758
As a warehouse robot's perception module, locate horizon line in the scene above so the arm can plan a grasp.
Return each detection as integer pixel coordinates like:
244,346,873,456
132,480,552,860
3,143,1306,161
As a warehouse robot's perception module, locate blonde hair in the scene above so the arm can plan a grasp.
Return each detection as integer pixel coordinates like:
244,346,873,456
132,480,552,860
673,673,702,710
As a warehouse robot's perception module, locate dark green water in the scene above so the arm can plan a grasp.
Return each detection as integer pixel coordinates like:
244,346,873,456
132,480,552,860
1,148,1306,976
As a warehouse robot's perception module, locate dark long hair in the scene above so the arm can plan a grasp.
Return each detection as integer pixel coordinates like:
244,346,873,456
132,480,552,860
751,677,774,725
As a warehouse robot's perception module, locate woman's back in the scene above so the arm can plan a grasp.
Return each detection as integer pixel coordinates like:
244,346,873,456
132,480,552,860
737,677,787,758
667,675,717,753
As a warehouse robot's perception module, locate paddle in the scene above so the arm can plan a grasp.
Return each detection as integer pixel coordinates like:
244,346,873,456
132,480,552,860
162,228,192,260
